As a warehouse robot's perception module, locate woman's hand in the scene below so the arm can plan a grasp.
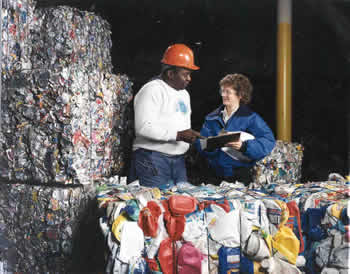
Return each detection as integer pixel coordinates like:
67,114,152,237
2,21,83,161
224,140,242,150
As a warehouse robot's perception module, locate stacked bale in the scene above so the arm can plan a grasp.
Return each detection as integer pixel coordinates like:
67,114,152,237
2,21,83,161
1,4,133,184
0,1,134,272
252,140,304,185
96,175,349,273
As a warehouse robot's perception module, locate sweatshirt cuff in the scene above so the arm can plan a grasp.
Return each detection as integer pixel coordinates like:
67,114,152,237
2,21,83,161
169,129,178,141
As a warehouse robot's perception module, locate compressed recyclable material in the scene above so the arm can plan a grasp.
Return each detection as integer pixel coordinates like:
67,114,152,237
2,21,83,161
97,173,349,274
0,182,95,273
30,5,113,73
252,140,304,186
0,2,133,271
1,0,36,76
0,2,134,184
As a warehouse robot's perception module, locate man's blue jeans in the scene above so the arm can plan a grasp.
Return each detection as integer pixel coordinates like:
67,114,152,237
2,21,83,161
127,148,187,190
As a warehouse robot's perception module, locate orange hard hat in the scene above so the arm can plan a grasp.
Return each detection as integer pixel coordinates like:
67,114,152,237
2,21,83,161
161,44,200,70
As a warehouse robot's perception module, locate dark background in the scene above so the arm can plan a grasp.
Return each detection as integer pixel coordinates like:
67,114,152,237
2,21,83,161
38,0,350,182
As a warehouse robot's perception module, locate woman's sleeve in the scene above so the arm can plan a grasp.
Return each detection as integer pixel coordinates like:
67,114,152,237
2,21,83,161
243,113,276,160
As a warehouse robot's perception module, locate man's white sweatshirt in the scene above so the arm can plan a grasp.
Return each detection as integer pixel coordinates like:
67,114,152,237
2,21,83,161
133,78,191,155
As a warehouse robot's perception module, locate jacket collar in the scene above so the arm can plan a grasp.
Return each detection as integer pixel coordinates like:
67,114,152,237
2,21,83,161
206,104,252,121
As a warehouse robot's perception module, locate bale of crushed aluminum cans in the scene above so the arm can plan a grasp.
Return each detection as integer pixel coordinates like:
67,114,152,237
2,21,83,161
252,140,304,185
0,0,35,76
31,5,113,73
0,3,134,184
0,0,36,180
0,182,96,273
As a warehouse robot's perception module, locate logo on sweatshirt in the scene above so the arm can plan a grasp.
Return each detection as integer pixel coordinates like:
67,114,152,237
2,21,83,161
177,100,188,114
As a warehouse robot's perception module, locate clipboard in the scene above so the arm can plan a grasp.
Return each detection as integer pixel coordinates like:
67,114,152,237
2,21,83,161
200,132,241,151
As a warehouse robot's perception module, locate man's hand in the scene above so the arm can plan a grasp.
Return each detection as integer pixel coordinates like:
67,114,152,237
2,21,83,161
176,129,203,144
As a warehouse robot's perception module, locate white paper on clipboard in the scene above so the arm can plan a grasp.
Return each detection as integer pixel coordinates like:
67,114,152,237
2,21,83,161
221,131,255,162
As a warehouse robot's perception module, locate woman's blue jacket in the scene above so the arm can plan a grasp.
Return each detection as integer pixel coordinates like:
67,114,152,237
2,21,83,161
195,104,276,177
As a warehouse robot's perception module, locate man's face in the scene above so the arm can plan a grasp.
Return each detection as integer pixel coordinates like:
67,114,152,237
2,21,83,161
168,68,192,90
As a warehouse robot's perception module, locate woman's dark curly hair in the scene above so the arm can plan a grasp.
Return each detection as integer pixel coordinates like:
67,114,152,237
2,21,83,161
219,73,253,104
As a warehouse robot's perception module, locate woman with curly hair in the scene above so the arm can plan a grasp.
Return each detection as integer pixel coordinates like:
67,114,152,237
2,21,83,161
195,73,275,185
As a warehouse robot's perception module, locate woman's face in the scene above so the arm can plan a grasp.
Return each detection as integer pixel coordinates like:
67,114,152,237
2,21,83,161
220,84,241,108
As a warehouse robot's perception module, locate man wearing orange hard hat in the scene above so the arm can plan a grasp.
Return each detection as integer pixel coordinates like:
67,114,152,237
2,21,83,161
128,43,202,189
